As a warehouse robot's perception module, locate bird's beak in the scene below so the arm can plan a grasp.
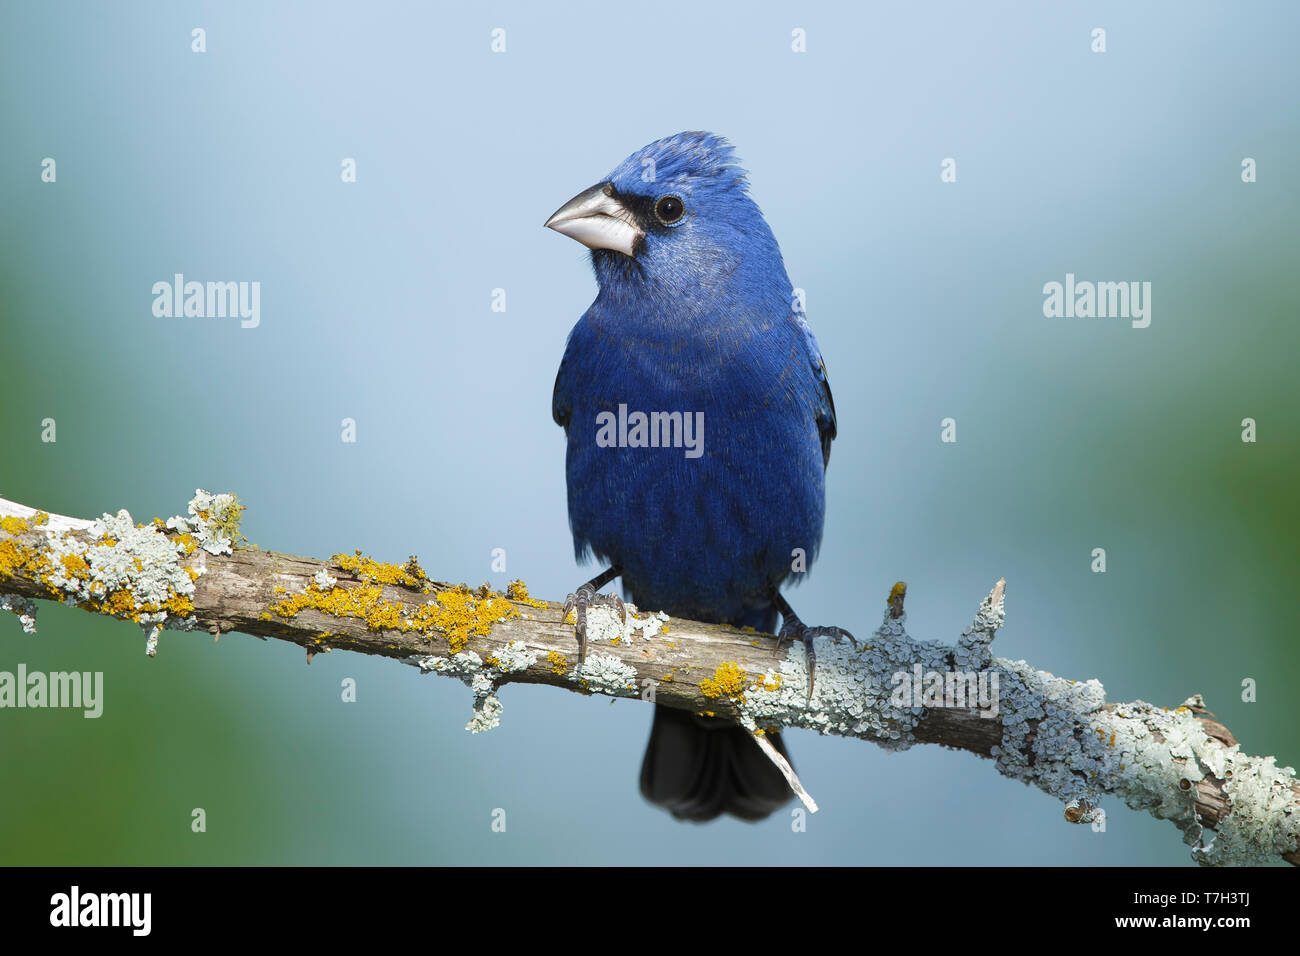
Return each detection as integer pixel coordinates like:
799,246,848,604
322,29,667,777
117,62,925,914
544,182,643,257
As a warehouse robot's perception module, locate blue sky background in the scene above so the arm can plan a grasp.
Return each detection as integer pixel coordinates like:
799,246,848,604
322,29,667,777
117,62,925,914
1,0,1297,864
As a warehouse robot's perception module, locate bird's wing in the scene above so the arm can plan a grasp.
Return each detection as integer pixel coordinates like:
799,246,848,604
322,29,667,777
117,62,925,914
815,357,838,468
551,343,573,432
792,309,837,468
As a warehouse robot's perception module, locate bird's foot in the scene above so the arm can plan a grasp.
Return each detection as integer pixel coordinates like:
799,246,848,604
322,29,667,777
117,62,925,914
775,613,857,701
563,579,625,664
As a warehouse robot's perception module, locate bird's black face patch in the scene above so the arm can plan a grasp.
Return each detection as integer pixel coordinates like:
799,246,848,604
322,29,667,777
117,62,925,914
592,246,644,278
609,186,686,241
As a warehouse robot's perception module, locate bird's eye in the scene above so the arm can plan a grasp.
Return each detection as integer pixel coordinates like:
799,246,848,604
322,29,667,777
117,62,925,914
654,195,685,225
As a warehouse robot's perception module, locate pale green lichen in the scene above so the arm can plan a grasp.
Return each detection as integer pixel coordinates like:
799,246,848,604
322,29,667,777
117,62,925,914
572,652,638,697
729,587,1300,866
165,489,245,554
563,601,667,645
0,491,269,654
410,641,540,733
467,694,504,733
23,508,202,655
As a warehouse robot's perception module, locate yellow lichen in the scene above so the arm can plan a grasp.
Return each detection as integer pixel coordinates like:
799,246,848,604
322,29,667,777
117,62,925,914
547,650,568,674
100,590,137,617
756,672,782,692
405,586,517,654
0,516,31,534
60,553,90,578
506,579,548,608
332,550,429,589
700,661,747,701
0,538,51,587
162,593,195,617
270,578,519,656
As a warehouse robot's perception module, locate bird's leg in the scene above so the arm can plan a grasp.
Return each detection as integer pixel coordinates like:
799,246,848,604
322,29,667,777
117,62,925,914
563,565,625,663
770,589,857,701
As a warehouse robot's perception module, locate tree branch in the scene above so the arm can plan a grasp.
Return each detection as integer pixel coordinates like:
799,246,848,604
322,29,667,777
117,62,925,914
1,491,1296,866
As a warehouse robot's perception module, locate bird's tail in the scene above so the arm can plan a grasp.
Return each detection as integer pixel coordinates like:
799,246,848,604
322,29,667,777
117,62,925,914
639,705,794,821
638,603,793,822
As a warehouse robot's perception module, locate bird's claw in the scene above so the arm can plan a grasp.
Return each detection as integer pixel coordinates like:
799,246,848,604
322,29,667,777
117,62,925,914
776,623,858,701
563,584,626,664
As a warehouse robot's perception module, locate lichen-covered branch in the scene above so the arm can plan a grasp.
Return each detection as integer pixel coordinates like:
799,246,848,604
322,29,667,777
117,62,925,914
2,491,1297,866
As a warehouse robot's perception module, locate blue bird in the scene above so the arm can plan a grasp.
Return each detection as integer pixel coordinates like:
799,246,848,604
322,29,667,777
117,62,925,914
546,132,853,822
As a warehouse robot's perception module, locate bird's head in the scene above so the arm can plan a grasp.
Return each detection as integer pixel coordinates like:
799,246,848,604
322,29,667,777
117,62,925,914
545,131,782,294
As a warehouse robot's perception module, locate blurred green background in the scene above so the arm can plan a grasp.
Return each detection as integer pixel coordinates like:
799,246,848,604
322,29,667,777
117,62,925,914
1,0,1296,864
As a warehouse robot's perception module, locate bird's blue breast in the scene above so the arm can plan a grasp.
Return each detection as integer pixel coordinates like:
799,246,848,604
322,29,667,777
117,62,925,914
559,295,826,628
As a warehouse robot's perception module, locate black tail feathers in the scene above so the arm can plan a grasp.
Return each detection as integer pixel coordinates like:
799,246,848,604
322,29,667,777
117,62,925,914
639,704,793,822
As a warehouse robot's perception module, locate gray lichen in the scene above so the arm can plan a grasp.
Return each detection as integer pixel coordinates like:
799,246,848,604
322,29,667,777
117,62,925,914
739,604,950,750
394,574,1300,864
1,593,37,634
731,583,1299,866
468,694,504,734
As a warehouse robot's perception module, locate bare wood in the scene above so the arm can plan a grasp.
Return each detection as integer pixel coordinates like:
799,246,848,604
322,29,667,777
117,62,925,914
1,493,1296,866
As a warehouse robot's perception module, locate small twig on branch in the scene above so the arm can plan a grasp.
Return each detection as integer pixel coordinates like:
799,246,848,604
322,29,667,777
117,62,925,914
1,491,1297,866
